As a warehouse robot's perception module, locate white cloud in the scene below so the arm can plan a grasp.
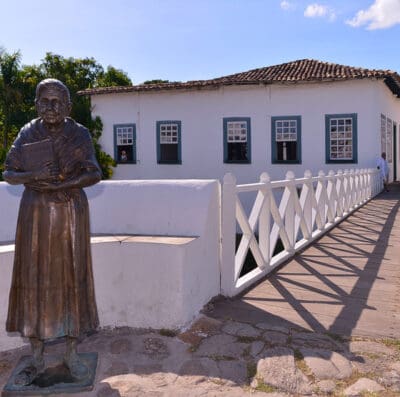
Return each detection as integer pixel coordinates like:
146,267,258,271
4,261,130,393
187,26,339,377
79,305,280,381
280,1,296,11
304,3,336,21
346,0,400,30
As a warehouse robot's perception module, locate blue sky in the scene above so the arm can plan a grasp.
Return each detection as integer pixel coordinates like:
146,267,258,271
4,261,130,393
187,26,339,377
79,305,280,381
1,0,400,84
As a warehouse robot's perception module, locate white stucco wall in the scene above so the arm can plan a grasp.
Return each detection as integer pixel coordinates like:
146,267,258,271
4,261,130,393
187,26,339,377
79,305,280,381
86,179,219,236
0,179,221,350
0,184,22,243
91,79,400,183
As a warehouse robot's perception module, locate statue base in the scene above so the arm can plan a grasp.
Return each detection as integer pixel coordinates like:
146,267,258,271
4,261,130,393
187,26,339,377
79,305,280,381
2,352,97,396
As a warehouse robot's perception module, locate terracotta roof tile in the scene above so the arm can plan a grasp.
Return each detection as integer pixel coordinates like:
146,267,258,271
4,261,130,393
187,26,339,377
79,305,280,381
79,59,400,97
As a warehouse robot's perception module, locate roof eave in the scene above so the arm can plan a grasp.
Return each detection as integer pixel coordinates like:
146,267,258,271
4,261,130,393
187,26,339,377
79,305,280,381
78,75,400,98
384,76,400,98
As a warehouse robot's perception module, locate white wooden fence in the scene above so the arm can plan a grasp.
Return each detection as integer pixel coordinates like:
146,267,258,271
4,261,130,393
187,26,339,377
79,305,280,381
221,168,382,297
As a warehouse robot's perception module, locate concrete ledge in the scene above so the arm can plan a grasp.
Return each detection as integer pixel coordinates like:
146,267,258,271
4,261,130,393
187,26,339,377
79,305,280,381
91,235,198,245
91,234,210,329
0,235,199,252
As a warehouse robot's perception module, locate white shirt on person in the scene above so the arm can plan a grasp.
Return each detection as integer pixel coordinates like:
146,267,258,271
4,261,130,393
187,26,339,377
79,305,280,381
377,156,389,180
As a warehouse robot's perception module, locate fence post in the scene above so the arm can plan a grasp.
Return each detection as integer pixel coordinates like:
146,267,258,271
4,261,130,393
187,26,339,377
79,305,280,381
285,171,296,252
361,169,367,201
316,170,326,230
301,170,313,239
326,170,336,222
221,173,237,297
375,168,383,195
349,169,356,208
259,172,271,265
343,169,350,213
361,169,365,202
368,169,373,198
355,169,361,204
336,169,343,217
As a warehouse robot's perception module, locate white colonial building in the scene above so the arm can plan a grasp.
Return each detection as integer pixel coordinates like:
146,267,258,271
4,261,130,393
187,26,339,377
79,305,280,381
81,59,400,183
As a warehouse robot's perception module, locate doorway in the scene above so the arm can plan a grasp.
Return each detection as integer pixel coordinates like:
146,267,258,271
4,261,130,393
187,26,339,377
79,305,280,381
394,123,397,181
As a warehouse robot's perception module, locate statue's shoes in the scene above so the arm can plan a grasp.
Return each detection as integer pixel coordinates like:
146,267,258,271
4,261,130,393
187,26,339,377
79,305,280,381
14,365,39,386
64,357,89,380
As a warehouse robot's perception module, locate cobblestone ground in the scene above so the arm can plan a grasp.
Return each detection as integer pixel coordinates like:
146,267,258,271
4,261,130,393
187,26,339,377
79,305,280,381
1,314,400,396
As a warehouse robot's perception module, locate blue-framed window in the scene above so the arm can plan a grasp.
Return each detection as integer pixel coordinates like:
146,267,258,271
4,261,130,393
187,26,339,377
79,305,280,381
114,124,136,164
271,116,301,164
325,113,358,163
223,117,251,163
157,121,182,164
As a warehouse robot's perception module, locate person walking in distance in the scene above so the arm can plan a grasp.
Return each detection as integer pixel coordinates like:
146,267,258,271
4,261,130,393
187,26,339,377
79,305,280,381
377,152,390,192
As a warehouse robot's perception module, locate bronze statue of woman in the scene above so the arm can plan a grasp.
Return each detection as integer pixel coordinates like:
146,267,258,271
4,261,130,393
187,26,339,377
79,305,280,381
3,79,101,385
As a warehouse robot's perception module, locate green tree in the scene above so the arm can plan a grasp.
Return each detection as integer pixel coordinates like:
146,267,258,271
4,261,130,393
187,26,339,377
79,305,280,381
0,136,6,178
0,49,23,149
90,116,116,179
18,64,45,122
97,66,132,87
0,51,133,180
0,50,43,179
143,79,170,84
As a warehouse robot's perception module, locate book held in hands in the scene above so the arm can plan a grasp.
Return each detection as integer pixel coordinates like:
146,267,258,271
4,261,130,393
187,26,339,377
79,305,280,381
21,139,55,172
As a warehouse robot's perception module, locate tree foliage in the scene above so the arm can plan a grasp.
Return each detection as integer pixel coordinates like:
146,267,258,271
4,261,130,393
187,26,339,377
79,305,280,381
143,79,169,84
98,66,132,88
0,49,23,148
143,79,182,86
0,50,133,180
143,79,170,85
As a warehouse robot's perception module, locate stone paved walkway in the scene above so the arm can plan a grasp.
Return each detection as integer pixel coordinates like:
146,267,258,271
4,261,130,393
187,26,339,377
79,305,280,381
212,182,400,339
0,184,399,396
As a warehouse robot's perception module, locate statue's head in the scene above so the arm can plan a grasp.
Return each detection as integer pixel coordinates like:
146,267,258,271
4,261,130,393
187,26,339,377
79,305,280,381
35,79,72,126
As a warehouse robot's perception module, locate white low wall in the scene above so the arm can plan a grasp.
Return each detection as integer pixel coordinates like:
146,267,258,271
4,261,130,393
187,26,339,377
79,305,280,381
0,180,221,350
0,184,22,243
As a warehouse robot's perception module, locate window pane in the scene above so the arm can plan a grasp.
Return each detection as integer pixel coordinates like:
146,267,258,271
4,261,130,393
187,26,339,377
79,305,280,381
159,123,179,144
329,116,353,160
116,125,135,163
381,114,387,155
275,119,297,142
387,118,393,162
227,121,247,142
116,126,134,145
117,145,134,162
228,142,248,161
160,144,178,162
277,141,297,161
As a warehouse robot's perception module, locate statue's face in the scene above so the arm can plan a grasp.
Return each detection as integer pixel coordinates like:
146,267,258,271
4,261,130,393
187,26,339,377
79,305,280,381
36,86,71,125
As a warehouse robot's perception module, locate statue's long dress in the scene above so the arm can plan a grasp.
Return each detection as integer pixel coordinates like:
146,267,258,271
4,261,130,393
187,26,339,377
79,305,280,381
5,118,99,339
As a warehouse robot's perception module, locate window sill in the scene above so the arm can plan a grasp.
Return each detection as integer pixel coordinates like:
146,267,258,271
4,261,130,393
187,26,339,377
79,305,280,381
224,160,251,164
272,160,301,164
326,160,357,164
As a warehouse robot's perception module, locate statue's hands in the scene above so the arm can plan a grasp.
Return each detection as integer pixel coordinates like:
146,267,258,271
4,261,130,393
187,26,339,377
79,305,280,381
31,162,60,182
26,169,99,192
26,162,65,191
26,180,59,191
